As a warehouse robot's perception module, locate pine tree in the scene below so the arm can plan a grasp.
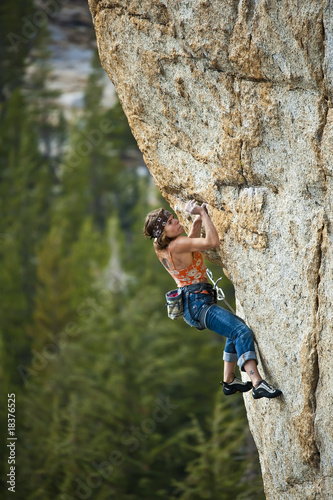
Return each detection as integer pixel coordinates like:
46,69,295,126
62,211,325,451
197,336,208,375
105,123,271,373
0,0,35,102
0,87,56,388
171,394,264,500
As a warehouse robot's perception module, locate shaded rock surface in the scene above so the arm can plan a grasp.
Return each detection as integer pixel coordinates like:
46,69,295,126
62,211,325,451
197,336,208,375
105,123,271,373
88,1,333,497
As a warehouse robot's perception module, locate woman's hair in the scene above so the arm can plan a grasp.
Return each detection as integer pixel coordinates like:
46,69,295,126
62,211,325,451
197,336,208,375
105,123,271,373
143,208,174,250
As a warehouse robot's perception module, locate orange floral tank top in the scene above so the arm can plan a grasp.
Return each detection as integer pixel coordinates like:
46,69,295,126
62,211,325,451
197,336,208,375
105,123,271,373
157,247,208,288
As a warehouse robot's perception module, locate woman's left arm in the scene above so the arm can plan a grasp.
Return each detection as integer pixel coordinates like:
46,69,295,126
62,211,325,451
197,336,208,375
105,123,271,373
188,215,202,238
170,201,220,254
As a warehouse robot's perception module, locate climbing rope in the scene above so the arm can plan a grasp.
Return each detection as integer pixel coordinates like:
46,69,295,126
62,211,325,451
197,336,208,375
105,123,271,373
206,268,236,314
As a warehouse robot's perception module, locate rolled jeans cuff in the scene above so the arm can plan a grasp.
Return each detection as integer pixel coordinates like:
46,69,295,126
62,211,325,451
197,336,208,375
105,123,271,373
237,351,258,372
223,351,238,363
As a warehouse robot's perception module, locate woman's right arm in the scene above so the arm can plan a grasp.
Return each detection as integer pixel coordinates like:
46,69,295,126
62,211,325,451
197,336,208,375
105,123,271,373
171,202,220,253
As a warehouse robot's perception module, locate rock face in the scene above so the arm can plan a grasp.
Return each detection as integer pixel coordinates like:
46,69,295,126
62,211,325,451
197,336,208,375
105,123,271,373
88,1,333,497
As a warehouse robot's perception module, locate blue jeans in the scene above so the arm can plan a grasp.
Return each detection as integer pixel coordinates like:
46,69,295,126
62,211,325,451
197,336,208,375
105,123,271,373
182,283,257,372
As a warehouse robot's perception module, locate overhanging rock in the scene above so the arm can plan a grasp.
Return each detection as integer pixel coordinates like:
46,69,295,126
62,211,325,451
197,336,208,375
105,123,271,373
88,1,333,497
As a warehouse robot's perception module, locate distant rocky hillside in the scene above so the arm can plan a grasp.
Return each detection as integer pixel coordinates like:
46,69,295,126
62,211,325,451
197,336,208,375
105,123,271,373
45,0,115,111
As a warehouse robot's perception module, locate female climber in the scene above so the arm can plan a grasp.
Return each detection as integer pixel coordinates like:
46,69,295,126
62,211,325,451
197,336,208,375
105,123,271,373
143,200,282,399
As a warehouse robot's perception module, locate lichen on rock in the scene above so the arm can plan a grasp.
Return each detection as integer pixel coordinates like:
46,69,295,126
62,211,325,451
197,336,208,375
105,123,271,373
89,1,333,497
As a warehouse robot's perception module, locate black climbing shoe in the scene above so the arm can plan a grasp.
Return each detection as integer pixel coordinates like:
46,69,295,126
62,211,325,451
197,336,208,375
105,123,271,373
252,380,282,399
221,377,253,396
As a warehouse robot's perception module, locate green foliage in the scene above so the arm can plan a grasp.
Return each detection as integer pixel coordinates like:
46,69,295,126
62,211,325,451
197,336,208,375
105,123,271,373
0,88,58,389
172,396,264,500
0,0,35,100
16,182,263,499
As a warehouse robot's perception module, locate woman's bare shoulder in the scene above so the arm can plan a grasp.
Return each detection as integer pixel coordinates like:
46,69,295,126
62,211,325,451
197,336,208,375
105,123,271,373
169,236,189,251
154,245,172,271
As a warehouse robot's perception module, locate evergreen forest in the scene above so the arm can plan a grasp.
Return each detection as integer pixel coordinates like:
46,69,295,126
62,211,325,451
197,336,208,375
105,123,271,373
0,1,264,499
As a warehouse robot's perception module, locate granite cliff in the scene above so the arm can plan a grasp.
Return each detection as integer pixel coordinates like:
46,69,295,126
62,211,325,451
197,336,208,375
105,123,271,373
88,1,333,497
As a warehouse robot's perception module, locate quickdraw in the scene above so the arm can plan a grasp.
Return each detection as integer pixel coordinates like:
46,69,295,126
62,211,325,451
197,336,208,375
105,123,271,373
206,268,236,314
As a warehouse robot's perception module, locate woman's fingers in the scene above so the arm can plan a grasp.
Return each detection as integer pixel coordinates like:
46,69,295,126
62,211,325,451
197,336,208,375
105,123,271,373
201,202,208,214
185,199,197,213
185,200,208,215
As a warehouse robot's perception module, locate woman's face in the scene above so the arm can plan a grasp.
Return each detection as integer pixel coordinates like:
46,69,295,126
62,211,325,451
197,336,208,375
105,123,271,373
163,215,183,239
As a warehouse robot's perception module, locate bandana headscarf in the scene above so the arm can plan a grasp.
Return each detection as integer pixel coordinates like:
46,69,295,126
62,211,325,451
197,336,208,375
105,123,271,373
150,209,171,239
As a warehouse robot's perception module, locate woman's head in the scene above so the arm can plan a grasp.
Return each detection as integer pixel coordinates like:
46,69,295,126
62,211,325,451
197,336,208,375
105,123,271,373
143,208,178,250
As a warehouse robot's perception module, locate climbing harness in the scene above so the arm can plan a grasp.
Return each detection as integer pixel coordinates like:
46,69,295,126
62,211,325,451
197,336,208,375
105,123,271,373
206,268,236,314
165,270,236,320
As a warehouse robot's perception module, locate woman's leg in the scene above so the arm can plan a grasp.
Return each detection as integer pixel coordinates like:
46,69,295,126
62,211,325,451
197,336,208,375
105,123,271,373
223,340,260,384
243,359,262,387
224,359,282,398
222,359,253,394
205,305,257,370
223,360,237,383
222,339,252,394
206,305,282,398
